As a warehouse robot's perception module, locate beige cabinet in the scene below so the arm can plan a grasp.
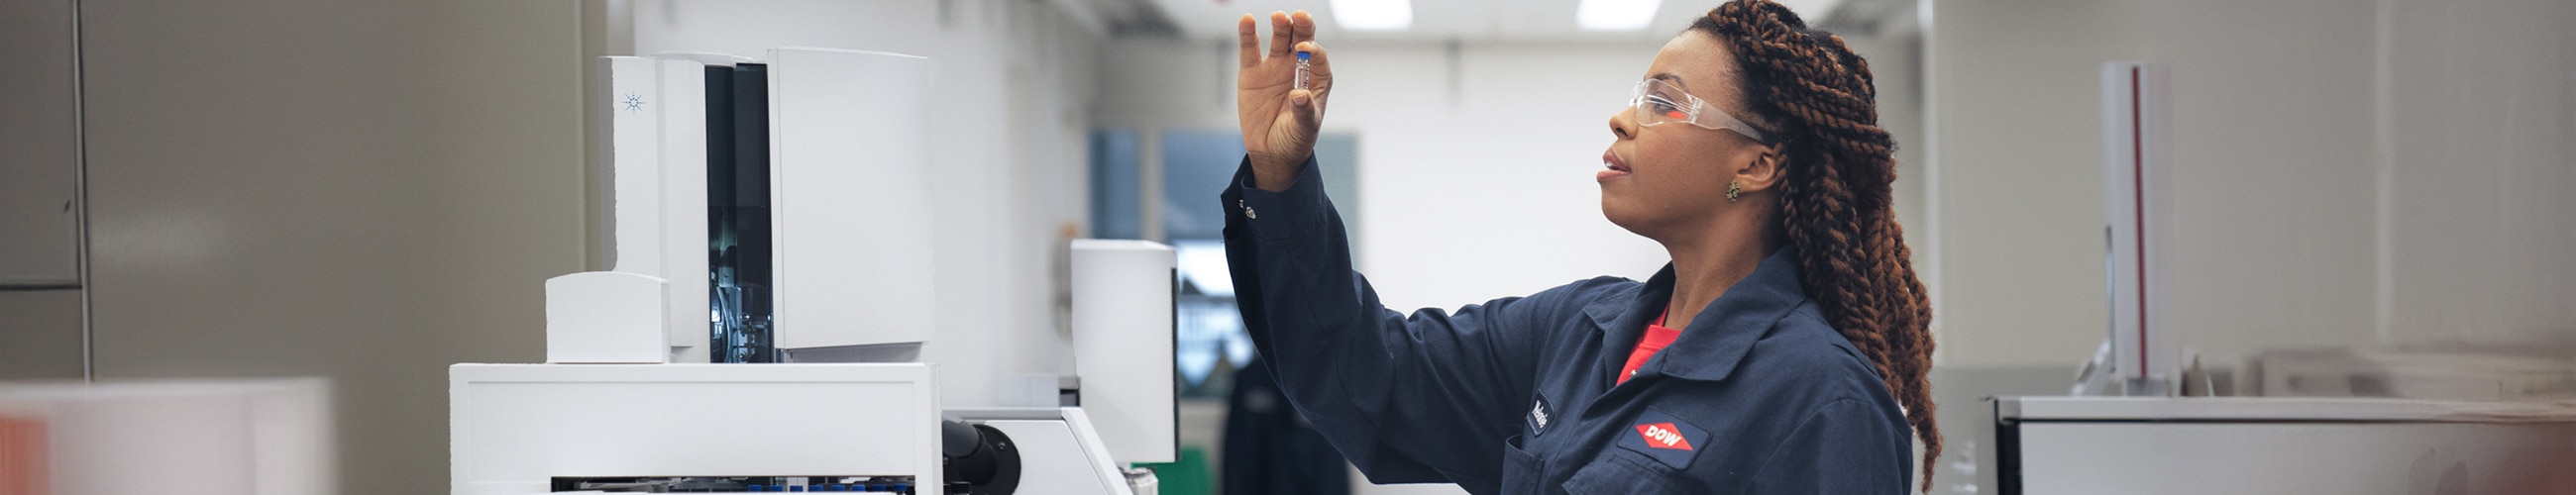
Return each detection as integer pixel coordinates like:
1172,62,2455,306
0,0,81,286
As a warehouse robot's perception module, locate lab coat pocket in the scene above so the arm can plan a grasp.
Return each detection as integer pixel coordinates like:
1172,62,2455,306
1560,454,1678,494
1500,434,1548,494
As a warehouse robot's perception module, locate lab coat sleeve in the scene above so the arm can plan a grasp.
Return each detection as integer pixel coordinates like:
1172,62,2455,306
1747,399,1912,494
1221,155,1571,494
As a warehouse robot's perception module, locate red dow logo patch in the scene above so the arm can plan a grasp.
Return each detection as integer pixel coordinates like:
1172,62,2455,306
1619,410,1705,468
1634,422,1693,450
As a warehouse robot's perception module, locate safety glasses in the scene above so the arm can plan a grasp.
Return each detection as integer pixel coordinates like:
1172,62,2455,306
1630,78,1769,144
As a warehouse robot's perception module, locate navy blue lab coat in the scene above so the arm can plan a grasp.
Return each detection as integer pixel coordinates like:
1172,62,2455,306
1219,157,1914,494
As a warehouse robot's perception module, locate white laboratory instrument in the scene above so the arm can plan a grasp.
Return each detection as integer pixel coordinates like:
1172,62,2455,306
449,363,943,494
450,49,1176,495
1991,396,2576,495
590,53,708,364
946,408,1147,494
1068,240,1180,466
2101,61,2176,395
763,48,939,358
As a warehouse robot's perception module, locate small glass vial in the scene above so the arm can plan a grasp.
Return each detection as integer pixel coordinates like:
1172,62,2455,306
1295,51,1312,90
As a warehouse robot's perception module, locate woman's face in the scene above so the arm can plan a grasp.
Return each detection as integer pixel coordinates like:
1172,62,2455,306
1599,31,1773,241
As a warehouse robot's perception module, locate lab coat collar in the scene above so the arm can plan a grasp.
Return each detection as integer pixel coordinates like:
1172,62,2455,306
1583,248,1808,383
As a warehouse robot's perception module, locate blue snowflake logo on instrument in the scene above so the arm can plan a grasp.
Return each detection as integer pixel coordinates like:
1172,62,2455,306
620,93,646,113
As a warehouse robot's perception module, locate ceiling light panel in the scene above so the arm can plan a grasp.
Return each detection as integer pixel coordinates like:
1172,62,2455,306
1330,0,1415,31
1576,0,1661,32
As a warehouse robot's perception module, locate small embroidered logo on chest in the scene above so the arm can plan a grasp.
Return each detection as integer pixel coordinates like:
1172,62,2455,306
1526,394,1555,436
1635,422,1693,450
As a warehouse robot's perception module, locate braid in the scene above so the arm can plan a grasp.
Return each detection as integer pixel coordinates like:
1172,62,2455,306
1694,1,1942,490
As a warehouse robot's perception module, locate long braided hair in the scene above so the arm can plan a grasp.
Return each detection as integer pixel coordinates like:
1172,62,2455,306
1692,0,1941,489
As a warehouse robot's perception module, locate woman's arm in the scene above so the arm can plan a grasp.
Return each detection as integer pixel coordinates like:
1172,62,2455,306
1224,13,1590,492
1748,399,1912,494
1222,156,1599,493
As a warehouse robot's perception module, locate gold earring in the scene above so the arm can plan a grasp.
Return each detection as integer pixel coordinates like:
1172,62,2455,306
1726,180,1742,202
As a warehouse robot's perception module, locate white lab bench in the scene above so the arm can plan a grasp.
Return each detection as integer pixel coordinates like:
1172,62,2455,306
1992,396,2576,495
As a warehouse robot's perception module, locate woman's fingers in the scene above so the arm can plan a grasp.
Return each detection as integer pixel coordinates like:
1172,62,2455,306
1290,10,1317,47
1236,14,1261,68
1268,11,1294,58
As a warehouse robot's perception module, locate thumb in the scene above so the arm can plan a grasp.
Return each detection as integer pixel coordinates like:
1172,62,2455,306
1289,88,1321,131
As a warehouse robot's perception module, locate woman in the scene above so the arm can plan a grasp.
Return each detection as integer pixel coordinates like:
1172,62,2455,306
1220,1,1937,493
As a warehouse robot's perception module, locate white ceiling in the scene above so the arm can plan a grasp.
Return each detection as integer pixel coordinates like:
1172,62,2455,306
1139,0,1848,43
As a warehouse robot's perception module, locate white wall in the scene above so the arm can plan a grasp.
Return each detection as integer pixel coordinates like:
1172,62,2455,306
1313,40,1680,310
1924,0,2576,369
2378,0,2576,346
1099,39,1664,315
1924,0,2166,368
620,0,1102,409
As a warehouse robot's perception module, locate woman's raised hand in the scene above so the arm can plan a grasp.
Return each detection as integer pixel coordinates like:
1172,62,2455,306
1236,10,1332,192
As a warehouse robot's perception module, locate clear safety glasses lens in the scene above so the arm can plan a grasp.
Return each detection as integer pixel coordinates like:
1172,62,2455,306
1628,79,1767,144
1630,80,1694,127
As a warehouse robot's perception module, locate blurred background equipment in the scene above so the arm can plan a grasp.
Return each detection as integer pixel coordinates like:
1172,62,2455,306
0,379,332,495
1221,356,1351,495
